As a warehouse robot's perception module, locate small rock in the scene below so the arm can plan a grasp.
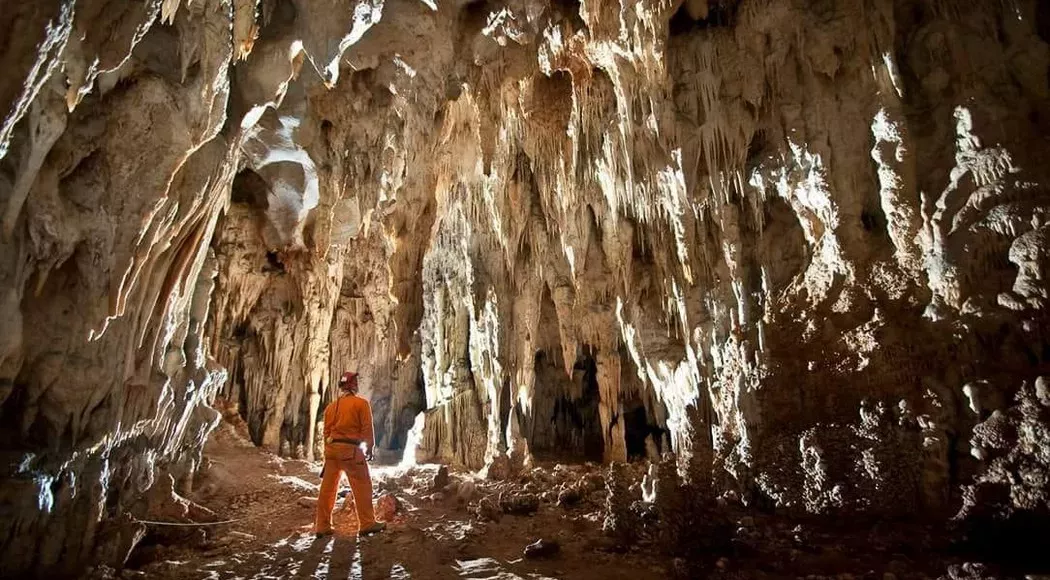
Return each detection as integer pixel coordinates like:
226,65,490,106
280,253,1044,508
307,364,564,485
557,486,582,507
297,496,318,508
739,516,754,527
1030,376,1050,407
457,480,477,503
475,496,501,522
432,465,450,490
523,539,560,559
482,454,511,480
716,558,729,569
883,573,898,580
499,492,539,515
376,494,399,522
580,473,604,493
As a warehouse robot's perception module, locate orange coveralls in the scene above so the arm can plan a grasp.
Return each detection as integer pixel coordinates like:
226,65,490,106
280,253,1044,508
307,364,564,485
314,393,377,533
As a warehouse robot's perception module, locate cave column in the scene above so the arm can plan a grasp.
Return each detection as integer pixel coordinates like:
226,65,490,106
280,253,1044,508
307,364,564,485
597,352,626,462
306,370,322,461
298,255,342,461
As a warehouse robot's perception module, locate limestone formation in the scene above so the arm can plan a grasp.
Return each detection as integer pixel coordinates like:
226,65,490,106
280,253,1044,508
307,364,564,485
602,462,637,548
0,0,1049,576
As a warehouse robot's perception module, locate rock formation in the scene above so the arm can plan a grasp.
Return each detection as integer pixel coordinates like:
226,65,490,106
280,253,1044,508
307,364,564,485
1,0,1049,576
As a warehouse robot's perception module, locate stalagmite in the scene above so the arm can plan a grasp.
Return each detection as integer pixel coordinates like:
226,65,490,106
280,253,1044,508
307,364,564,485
597,352,626,463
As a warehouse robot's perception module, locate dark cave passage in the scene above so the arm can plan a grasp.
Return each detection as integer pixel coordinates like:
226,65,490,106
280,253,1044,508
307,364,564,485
623,397,667,460
527,349,604,463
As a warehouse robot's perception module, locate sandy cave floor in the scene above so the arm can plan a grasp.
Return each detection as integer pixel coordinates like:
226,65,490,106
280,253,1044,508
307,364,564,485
97,421,1006,580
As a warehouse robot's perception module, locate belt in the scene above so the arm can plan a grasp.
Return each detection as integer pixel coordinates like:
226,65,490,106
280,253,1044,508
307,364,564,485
327,437,363,446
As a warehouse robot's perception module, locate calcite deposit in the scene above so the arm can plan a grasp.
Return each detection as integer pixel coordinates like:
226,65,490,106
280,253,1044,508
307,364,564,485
1,0,1049,576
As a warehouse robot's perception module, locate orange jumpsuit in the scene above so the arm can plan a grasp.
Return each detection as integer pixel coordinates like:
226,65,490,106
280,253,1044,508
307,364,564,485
314,393,377,533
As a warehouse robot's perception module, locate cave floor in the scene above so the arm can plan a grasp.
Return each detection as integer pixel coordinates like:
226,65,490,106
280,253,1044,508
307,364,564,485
109,422,965,580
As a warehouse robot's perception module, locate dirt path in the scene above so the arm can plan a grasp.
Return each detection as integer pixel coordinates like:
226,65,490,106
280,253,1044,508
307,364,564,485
125,422,666,580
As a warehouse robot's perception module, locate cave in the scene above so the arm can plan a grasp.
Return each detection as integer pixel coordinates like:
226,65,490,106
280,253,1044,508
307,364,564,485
1,1,1049,578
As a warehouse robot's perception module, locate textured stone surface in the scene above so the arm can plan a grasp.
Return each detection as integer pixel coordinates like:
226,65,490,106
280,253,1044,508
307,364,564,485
0,0,1049,576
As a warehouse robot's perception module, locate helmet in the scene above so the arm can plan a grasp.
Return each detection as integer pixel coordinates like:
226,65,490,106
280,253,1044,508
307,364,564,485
338,371,359,392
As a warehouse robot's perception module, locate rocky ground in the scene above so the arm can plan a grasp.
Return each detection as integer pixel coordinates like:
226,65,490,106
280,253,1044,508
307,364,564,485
84,419,1047,580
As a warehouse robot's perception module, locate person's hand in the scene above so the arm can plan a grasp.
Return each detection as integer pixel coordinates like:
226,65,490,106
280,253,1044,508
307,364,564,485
366,450,375,462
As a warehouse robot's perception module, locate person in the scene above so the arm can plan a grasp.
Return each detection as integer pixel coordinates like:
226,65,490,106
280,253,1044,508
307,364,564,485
314,371,386,537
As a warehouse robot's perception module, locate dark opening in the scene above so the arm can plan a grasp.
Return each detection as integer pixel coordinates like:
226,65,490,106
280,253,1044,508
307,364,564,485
551,0,586,31
623,399,667,460
232,322,250,340
263,251,286,274
458,0,497,43
632,229,655,266
236,364,264,448
746,129,768,166
956,511,1050,576
259,0,297,40
1038,1,1050,46
586,204,603,245
231,169,270,210
860,207,884,233
669,1,737,37
529,349,604,463
573,351,605,462
280,415,306,458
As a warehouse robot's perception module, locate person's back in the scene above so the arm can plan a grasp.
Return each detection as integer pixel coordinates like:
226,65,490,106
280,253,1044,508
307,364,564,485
324,393,374,461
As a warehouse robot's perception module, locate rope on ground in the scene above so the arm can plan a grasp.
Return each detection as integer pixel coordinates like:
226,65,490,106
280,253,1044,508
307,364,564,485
132,517,242,527
131,502,299,527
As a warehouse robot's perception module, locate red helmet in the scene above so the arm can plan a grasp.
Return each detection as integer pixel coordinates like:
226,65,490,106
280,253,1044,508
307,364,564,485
338,371,358,391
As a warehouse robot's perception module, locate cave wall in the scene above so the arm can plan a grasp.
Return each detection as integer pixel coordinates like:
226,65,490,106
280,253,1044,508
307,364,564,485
0,0,1049,575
